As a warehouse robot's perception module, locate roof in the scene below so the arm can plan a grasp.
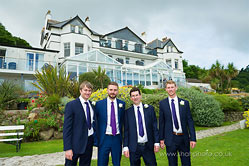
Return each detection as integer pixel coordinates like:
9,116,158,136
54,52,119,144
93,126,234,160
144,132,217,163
147,38,183,53
47,15,102,36
102,27,146,44
0,44,59,53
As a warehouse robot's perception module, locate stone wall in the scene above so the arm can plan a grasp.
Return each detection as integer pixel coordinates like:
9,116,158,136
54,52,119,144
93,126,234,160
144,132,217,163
224,111,244,122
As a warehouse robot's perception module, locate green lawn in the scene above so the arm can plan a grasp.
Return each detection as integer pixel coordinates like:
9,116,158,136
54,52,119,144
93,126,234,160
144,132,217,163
1,129,249,166
0,139,63,158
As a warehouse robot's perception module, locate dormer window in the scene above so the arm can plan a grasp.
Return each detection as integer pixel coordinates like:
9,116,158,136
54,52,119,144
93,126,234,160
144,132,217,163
79,27,83,34
71,25,75,33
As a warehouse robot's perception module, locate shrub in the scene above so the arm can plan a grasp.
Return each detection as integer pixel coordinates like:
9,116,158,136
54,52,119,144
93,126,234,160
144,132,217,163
177,87,224,127
0,80,23,109
90,86,132,109
243,110,249,128
79,72,110,91
24,119,50,141
211,94,243,112
239,96,249,111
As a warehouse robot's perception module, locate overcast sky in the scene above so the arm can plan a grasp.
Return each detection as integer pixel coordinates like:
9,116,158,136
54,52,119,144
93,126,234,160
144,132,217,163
0,0,248,69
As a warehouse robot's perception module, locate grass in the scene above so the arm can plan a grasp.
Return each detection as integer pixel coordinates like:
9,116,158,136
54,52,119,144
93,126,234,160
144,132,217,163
0,139,63,158
1,129,249,166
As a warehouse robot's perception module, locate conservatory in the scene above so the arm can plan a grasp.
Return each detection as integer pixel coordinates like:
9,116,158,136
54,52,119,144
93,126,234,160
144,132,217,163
61,50,186,88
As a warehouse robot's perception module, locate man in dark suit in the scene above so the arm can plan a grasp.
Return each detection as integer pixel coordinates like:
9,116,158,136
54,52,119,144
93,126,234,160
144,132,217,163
159,80,196,166
123,87,159,166
95,82,126,166
63,81,96,166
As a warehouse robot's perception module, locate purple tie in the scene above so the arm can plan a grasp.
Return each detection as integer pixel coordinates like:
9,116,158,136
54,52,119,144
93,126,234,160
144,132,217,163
171,99,179,130
111,101,117,136
85,102,91,129
137,106,144,137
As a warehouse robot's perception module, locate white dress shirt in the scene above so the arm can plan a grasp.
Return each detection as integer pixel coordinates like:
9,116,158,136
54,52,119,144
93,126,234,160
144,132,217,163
105,97,120,135
123,103,159,152
168,96,183,133
134,103,148,143
79,96,94,136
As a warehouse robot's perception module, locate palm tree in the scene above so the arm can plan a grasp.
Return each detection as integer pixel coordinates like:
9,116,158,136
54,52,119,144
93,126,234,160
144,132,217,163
225,63,238,92
32,65,71,97
209,60,226,93
92,66,106,89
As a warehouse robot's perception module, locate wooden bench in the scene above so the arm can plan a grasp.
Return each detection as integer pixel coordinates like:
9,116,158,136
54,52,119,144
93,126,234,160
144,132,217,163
0,125,24,152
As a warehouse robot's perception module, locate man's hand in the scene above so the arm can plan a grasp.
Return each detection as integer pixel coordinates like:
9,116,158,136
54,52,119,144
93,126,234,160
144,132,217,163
154,145,160,152
160,140,165,149
65,149,73,160
124,150,130,158
190,141,196,149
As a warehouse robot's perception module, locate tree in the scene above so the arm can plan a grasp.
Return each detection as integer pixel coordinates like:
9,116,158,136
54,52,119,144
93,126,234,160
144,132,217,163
225,63,238,92
32,65,71,97
92,66,106,89
0,22,31,47
233,65,249,92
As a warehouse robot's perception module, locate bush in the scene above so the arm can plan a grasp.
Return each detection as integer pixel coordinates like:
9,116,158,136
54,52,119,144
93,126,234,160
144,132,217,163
0,80,23,110
210,94,243,112
177,87,224,127
239,96,249,111
24,119,50,141
243,110,249,128
90,86,132,109
79,72,110,91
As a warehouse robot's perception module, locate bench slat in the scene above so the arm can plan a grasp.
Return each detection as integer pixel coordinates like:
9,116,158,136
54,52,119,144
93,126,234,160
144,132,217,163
0,125,24,130
0,138,23,142
0,132,24,137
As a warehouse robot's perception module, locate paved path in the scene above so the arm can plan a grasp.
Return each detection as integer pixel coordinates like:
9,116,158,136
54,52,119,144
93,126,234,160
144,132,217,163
0,122,242,166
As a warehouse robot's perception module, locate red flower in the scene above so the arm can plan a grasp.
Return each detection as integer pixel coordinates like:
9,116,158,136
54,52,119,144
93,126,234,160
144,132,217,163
32,99,35,103
25,107,27,109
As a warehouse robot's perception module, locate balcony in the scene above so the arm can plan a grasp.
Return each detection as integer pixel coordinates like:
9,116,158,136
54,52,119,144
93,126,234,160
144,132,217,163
0,57,57,73
100,39,157,56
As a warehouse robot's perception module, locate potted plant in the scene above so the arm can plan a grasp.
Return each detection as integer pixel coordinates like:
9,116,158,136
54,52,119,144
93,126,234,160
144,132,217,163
17,98,30,110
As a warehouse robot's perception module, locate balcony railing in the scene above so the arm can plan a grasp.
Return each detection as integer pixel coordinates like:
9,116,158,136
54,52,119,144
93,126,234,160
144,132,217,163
0,57,57,72
100,40,157,56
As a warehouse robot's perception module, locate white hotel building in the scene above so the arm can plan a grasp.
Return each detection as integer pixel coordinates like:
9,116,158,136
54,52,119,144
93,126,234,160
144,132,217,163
0,11,186,91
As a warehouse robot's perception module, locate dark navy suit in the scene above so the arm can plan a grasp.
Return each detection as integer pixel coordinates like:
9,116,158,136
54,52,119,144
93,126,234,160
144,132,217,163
124,104,159,166
159,97,196,166
95,98,125,166
63,98,96,166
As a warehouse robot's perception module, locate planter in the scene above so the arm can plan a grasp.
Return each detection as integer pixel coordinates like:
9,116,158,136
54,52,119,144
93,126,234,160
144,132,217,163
17,102,28,110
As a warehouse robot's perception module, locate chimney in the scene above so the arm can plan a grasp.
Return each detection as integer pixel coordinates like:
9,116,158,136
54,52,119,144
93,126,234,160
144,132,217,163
45,10,52,30
162,37,167,42
85,16,90,27
141,32,147,42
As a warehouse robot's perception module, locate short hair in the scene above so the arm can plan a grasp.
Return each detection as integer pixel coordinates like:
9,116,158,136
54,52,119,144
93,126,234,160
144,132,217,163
130,87,141,96
165,80,177,87
108,82,119,89
80,81,93,90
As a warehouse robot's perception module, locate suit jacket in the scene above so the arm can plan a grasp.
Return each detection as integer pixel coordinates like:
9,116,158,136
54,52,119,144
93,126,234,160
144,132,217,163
95,98,126,147
124,104,159,152
159,97,196,146
63,98,97,154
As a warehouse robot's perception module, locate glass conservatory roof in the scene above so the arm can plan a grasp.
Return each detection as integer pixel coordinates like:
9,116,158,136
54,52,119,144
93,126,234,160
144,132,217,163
64,49,122,66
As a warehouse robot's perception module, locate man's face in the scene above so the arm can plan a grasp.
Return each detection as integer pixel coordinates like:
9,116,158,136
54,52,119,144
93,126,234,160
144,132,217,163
107,85,119,99
166,83,177,98
130,91,142,106
80,86,92,100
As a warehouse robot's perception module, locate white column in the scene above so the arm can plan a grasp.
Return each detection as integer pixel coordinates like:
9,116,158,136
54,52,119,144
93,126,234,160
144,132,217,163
150,69,152,85
76,63,79,81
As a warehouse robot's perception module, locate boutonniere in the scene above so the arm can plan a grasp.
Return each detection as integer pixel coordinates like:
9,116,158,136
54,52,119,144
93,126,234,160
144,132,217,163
180,100,185,106
144,104,149,108
119,103,123,108
91,101,96,106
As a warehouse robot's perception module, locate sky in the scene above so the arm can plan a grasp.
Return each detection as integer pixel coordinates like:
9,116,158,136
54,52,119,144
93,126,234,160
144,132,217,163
0,0,248,70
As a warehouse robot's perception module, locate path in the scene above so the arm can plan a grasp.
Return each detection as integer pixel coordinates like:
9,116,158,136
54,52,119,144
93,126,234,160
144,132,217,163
0,122,242,166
